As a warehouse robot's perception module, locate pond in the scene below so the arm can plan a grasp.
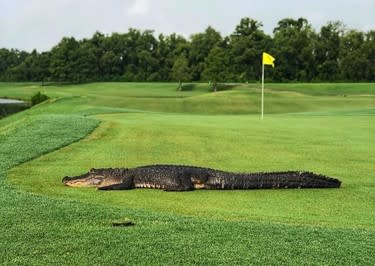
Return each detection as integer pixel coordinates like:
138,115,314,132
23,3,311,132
0,98,25,104
0,98,29,118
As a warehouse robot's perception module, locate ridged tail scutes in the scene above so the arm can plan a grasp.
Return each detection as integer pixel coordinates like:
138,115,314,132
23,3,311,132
205,171,341,189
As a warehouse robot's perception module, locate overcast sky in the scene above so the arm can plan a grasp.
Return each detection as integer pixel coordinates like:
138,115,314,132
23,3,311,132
1,0,374,52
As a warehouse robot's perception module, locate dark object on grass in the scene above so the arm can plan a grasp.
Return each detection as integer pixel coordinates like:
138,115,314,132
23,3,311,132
31,91,49,106
112,219,135,227
62,165,341,191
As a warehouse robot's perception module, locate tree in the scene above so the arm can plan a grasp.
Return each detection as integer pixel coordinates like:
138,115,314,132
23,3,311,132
229,18,272,82
102,33,127,79
0,48,29,80
339,30,369,81
189,26,222,80
171,54,191,91
4,50,51,82
154,33,191,81
74,41,100,82
137,30,159,81
1,18,374,83
202,46,229,91
156,34,171,81
49,37,80,82
121,29,161,81
101,51,122,80
273,18,316,81
362,30,375,81
315,21,344,81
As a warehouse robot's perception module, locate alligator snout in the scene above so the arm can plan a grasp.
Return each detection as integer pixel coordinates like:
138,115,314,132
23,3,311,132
62,172,105,187
62,176,73,185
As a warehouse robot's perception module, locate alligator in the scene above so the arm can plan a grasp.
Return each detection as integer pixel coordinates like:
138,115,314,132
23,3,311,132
62,164,341,191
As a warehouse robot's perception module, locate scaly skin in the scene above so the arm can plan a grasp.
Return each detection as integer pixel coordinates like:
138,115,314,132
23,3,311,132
62,164,341,191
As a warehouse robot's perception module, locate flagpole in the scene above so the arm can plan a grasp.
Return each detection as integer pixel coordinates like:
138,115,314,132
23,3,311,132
261,62,264,120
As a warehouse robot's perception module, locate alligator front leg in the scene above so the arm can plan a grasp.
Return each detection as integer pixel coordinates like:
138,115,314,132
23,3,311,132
97,183,133,190
97,177,134,190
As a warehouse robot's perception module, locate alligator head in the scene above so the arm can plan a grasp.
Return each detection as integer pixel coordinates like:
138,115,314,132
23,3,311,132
62,168,111,187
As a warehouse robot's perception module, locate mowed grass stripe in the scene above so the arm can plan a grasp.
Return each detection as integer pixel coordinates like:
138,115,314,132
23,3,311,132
0,114,99,170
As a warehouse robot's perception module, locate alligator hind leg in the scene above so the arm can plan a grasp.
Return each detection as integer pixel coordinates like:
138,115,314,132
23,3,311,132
163,172,194,192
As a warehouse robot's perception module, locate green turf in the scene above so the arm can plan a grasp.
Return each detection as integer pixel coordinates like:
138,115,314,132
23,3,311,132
0,82,374,114
0,82,374,265
265,82,375,95
8,112,375,228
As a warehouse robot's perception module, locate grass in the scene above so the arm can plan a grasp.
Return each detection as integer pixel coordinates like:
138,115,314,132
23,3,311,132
0,82,374,114
8,113,375,228
265,83,375,95
0,82,374,265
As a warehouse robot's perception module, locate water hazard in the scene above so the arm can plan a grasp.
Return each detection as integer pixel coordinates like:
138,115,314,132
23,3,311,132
0,98,28,118
0,98,25,104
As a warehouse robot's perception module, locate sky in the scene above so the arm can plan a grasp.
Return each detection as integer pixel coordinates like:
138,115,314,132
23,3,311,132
0,0,374,52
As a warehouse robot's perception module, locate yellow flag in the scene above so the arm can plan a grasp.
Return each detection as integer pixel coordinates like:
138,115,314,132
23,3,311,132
263,52,275,67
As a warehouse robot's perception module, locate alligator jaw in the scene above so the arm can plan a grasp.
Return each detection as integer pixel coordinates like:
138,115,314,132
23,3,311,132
62,174,103,187
193,183,205,189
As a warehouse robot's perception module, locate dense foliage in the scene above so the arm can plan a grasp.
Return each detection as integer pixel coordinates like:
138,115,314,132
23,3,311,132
31,91,49,106
0,17,374,82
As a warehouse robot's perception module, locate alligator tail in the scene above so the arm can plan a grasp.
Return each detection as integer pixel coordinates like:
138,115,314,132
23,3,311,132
205,171,341,189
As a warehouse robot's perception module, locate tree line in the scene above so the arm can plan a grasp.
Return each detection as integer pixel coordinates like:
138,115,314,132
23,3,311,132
0,17,374,83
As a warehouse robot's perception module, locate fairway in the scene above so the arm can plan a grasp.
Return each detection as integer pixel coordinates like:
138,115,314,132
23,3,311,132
0,82,374,265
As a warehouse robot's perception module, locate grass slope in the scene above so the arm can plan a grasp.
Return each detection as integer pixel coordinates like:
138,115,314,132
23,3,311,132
1,82,374,114
0,82,374,265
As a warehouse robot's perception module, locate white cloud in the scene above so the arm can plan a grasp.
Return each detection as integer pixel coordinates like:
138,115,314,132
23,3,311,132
127,0,150,16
